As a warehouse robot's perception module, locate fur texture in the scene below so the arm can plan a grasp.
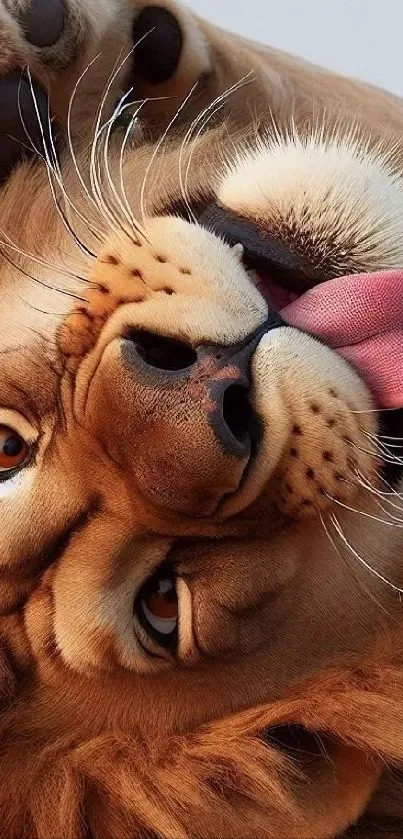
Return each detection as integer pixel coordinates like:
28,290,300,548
0,2,402,837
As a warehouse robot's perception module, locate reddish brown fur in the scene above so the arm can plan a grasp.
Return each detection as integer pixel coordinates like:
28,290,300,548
0,2,402,838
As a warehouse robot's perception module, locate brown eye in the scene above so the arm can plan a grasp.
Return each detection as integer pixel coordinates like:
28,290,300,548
136,568,178,648
0,426,30,472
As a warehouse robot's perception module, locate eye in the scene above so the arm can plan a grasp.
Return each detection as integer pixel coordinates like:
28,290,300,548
135,566,178,651
0,426,30,474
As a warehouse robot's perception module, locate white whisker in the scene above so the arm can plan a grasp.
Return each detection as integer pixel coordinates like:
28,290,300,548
66,51,106,237
101,88,139,238
329,513,403,595
179,74,253,224
319,511,392,616
324,490,403,528
139,80,200,224
24,68,96,260
348,437,401,466
119,101,147,231
89,37,151,243
355,469,403,517
363,430,403,464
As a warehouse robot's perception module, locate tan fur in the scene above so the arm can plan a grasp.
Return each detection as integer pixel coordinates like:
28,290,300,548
0,2,402,837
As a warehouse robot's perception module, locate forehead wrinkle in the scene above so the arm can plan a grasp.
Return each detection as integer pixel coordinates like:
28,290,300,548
0,342,59,423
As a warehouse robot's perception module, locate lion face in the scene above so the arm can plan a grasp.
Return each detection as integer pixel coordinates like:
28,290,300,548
0,3,402,838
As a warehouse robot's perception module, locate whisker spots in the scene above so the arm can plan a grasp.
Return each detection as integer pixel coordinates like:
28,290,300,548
102,254,119,266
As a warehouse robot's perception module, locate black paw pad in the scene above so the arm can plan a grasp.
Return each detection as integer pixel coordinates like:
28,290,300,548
18,0,66,48
0,72,50,185
132,6,183,84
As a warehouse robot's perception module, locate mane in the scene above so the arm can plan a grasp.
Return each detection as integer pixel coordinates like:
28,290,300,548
1,637,403,838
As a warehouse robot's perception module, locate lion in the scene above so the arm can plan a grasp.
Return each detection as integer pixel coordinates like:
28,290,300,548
0,1,402,837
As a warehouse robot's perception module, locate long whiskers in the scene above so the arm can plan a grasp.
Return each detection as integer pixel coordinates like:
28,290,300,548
324,489,403,529
0,248,87,303
319,510,393,617
354,469,403,518
89,42,150,244
329,512,403,596
178,73,254,224
346,435,403,467
139,79,201,225
22,69,98,259
362,429,403,466
66,51,107,241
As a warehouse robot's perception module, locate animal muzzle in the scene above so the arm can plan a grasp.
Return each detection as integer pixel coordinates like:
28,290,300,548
84,318,283,517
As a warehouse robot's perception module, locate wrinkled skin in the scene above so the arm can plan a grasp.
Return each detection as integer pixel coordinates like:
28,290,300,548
0,2,402,837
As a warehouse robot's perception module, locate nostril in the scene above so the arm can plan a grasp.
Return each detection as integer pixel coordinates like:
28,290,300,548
223,384,252,444
126,329,197,371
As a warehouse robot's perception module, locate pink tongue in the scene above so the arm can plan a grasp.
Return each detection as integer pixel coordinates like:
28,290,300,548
281,270,403,408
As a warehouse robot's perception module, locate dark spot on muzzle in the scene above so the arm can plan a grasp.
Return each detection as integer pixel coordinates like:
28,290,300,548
131,6,183,84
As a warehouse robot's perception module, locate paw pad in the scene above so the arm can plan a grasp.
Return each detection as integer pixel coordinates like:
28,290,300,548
17,0,65,47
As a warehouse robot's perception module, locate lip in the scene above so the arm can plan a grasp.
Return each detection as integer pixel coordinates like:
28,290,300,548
246,266,301,311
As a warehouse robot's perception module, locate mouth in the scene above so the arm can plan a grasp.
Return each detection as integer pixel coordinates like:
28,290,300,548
244,264,301,312
199,202,315,310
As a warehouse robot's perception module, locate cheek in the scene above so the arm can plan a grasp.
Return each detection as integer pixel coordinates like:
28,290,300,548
222,327,377,518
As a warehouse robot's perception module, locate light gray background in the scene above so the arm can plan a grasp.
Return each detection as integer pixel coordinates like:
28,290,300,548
185,0,403,96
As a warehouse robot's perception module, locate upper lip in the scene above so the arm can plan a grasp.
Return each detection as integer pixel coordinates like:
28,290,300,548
199,203,316,293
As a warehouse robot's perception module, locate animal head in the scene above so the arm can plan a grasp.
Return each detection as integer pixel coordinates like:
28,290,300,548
0,2,402,837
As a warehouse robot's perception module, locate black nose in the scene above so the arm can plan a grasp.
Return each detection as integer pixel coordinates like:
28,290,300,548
200,337,265,458
209,378,262,458
123,324,272,458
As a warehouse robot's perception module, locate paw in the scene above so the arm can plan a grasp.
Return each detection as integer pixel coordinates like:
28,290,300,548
127,1,214,129
0,0,112,184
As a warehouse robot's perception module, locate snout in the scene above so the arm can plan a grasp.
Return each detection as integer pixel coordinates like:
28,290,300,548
84,325,271,516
